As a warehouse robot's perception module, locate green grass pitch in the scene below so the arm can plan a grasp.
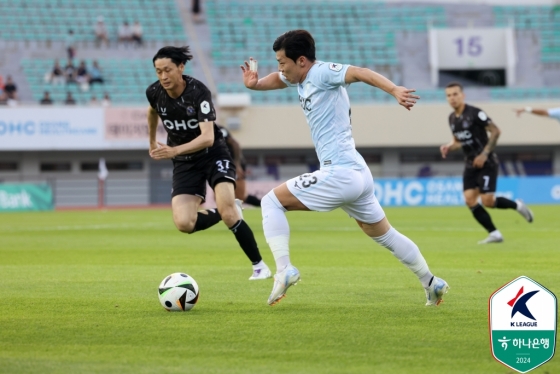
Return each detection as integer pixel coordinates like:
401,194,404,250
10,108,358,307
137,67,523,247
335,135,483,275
0,205,558,373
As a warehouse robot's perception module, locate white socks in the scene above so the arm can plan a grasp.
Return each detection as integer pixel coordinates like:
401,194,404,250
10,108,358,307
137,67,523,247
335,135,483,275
261,191,291,273
252,260,268,271
262,190,434,286
489,230,503,238
372,227,433,288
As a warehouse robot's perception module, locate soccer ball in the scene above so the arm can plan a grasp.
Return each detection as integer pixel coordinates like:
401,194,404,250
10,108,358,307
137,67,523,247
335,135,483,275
158,273,199,311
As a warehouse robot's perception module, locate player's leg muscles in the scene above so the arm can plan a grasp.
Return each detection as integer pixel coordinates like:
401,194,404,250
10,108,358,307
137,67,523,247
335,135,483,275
357,217,434,288
172,194,222,234
465,188,497,233
171,194,203,233
481,192,497,208
214,181,240,227
464,188,479,208
215,181,263,264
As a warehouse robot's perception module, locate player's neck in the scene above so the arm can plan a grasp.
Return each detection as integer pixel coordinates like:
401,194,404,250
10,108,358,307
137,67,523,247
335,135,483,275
298,62,317,84
166,78,186,99
454,103,466,116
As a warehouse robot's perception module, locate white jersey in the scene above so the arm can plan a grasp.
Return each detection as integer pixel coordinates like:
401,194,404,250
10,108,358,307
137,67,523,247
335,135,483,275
279,61,366,169
548,107,560,122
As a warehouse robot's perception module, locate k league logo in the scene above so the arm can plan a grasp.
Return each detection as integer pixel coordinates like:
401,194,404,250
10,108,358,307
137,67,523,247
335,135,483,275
509,286,538,322
489,276,557,373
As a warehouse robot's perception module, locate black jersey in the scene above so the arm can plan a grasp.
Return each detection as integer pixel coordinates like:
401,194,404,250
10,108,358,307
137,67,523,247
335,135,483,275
146,75,224,153
448,104,494,161
218,125,234,158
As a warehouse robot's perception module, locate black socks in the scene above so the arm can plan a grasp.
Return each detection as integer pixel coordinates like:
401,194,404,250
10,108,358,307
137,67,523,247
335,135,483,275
229,220,262,264
470,204,497,233
244,194,261,207
192,209,222,232
495,197,518,210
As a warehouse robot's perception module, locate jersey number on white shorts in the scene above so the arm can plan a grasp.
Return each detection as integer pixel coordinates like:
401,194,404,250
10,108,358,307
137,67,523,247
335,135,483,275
216,160,230,173
300,173,318,188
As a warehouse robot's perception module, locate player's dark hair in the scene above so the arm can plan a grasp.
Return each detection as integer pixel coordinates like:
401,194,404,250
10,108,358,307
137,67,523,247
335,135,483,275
446,81,463,91
152,46,193,67
273,30,316,63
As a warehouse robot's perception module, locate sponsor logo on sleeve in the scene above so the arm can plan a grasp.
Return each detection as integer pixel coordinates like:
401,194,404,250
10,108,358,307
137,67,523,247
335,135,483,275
200,101,210,114
329,63,343,72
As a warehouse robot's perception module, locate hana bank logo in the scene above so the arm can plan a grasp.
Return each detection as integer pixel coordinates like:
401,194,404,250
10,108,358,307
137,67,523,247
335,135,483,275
489,276,557,373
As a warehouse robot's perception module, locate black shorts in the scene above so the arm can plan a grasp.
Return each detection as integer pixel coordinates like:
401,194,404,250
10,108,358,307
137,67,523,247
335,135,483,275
463,155,499,193
171,145,237,200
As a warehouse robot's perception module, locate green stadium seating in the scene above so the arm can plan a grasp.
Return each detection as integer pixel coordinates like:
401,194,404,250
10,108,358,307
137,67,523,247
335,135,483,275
493,5,560,63
22,58,192,105
0,0,184,41
206,0,446,104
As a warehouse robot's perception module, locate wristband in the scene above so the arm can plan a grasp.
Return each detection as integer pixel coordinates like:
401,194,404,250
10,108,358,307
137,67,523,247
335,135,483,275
525,107,532,113
482,150,490,156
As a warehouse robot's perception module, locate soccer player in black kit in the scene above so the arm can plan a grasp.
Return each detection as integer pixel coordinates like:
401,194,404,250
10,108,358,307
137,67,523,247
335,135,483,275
146,46,271,279
218,125,262,207
440,82,534,244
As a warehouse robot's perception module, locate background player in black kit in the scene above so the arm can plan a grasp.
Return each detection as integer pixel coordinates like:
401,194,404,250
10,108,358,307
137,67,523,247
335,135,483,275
146,46,271,280
218,125,262,207
440,82,534,244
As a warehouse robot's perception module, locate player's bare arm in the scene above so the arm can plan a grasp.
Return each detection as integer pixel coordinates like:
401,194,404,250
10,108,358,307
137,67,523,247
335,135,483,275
440,136,461,159
241,58,287,90
147,105,159,153
150,121,215,160
514,107,550,117
344,66,419,110
473,121,501,168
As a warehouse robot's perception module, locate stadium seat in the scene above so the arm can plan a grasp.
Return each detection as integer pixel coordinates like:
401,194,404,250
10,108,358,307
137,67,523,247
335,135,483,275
206,0,447,104
23,58,192,105
0,0,184,42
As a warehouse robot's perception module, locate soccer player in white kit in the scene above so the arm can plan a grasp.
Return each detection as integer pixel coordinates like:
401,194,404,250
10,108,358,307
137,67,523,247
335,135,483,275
240,30,449,306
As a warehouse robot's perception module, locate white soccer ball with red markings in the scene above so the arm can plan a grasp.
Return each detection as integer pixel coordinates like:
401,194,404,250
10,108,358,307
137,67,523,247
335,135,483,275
158,273,199,311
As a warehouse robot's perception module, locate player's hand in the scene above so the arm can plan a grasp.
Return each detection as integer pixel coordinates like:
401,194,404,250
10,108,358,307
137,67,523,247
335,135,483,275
513,108,524,117
440,144,450,159
240,58,259,89
149,142,178,160
473,153,488,168
391,86,420,111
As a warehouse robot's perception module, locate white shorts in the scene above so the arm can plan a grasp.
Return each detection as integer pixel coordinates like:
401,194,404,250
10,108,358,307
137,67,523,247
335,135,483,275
286,166,385,224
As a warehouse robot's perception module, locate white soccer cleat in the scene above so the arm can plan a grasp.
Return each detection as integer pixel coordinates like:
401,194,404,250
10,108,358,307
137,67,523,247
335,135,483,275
478,231,504,244
249,266,272,280
268,265,300,306
424,276,449,306
515,199,534,223
235,199,244,220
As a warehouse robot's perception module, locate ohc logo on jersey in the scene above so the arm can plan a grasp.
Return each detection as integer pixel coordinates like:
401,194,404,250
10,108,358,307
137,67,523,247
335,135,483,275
163,119,199,130
489,276,557,373
454,130,472,140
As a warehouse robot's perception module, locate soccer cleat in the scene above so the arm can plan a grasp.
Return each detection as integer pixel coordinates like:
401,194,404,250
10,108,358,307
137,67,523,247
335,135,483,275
268,265,300,306
235,199,244,220
478,231,504,244
424,276,449,306
515,199,533,223
249,266,272,280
